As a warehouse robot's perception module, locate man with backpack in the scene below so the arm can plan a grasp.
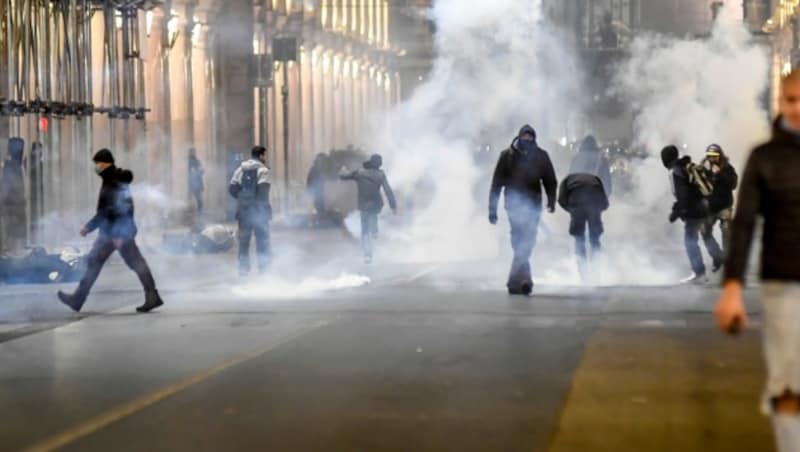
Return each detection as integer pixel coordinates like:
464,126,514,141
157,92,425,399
340,154,397,264
558,135,612,275
701,144,738,254
661,145,724,284
229,146,272,276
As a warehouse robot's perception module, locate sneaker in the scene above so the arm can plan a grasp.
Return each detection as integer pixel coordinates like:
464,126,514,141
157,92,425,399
681,273,708,285
57,291,84,313
136,291,164,313
712,260,723,273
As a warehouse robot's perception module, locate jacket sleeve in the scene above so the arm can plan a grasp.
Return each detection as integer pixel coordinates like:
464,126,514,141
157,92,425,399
723,152,762,284
600,158,613,196
541,153,558,210
85,214,102,233
382,174,397,211
489,154,507,215
339,170,357,181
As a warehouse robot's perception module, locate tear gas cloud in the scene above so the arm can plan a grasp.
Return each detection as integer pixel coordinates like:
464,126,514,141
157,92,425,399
369,1,769,286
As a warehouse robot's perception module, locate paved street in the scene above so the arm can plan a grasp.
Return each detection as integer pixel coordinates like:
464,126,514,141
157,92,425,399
0,230,774,452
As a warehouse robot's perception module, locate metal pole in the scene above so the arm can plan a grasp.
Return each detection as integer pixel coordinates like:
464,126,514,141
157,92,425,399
281,61,289,211
184,2,195,148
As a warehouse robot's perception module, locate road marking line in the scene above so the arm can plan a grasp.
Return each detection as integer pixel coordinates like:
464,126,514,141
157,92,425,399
23,319,331,452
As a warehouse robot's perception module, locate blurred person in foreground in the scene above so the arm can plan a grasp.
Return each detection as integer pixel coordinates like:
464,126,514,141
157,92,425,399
716,70,800,452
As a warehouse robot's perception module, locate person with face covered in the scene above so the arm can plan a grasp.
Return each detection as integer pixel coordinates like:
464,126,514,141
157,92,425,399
58,149,163,313
716,69,800,452
558,135,612,270
340,154,397,264
489,125,557,295
661,145,724,284
701,144,738,254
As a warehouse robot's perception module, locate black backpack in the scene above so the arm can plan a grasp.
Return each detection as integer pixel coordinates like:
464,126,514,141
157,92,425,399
239,169,259,201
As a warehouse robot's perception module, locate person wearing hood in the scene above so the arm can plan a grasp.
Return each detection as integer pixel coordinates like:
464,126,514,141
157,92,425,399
489,125,557,295
716,69,800,452
558,135,612,268
1,137,26,251
229,146,272,275
58,149,163,313
701,144,738,254
661,145,724,284
340,153,397,263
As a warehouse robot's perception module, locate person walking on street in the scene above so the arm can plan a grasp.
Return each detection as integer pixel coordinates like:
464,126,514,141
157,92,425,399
701,143,738,255
188,148,205,215
716,70,800,452
489,125,557,295
58,149,163,313
1,137,26,252
340,154,397,264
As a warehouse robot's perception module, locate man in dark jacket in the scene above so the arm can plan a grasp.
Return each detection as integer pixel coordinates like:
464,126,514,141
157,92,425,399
229,146,272,275
701,144,738,254
340,153,397,263
716,70,800,452
489,125,557,295
1,137,26,251
58,149,163,313
558,135,612,265
188,148,205,215
662,145,723,283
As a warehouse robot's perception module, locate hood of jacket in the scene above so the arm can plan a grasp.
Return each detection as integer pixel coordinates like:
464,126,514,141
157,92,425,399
579,135,600,153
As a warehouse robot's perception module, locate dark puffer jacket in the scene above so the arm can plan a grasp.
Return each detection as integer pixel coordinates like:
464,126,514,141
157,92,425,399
489,125,558,214
85,166,138,239
701,156,738,214
669,156,708,220
725,117,800,283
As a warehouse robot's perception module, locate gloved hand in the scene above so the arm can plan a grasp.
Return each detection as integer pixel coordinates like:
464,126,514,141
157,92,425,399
669,211,680,223
489,212,498,225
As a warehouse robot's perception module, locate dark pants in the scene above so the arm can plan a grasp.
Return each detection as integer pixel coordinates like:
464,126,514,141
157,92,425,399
360,210,379,258
238,220,270,273
507,204,541,291
684,218,724,275
73,235,157,302
569,206,604,259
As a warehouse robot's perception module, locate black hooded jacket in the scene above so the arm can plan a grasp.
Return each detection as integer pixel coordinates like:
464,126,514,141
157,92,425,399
669,156,708,220
701,156,738,213
725,118,800,283
85,166,137,239
489,125,557,214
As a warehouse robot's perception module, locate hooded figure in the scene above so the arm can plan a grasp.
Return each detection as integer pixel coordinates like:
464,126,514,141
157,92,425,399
489,125,558,295
558,135,612,266
58,149,163,313
229,146,272,275
340,153,397,263
661,145,723,283
701,144,738,254
1,137,26,250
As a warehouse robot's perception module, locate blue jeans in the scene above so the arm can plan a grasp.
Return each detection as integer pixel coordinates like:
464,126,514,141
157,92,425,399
360,211,379,258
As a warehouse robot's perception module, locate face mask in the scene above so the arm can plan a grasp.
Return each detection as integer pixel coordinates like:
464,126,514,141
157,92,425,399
94,165,104,175
518,139,535,153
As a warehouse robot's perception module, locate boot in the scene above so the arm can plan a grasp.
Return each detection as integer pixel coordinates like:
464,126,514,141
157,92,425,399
136,291,164,313
520,280,533,296
57,291,85,313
